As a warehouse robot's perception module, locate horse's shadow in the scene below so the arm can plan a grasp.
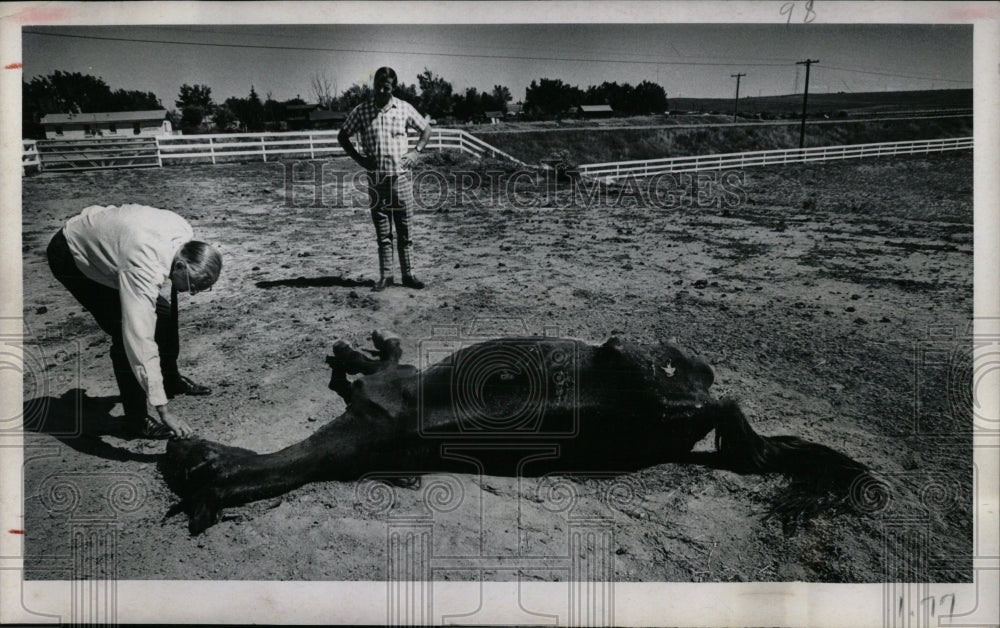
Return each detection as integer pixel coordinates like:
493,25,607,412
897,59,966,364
23,389,161,463
255,276,375,289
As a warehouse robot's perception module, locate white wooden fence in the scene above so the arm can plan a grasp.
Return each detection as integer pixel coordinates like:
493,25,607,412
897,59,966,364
155,128,526,166
24,132,971,176
577,137,974,182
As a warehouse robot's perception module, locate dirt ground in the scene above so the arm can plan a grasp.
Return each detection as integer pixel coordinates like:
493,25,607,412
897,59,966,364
19,151,972,582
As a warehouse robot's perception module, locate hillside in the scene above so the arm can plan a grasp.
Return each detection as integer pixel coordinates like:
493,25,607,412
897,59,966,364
669,88,972,116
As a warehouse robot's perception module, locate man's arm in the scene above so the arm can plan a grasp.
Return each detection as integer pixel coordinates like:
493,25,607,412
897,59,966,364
338,128,375,170
155,404,192,438
401,115,433,167
415,123,433,152
119,272,193,438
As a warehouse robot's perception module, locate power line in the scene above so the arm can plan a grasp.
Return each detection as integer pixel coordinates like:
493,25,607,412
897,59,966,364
52,25,806,65
22,29,795,68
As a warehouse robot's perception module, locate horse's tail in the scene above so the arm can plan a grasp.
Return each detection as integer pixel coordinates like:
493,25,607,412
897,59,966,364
712,399,869,526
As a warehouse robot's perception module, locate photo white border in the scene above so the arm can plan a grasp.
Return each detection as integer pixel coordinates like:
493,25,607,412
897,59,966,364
1,2,997,625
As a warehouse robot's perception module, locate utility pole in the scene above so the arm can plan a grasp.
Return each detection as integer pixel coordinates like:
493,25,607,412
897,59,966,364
731,73,745,122
796,59,819,149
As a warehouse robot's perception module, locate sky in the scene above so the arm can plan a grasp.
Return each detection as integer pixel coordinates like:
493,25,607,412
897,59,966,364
21,23,972,108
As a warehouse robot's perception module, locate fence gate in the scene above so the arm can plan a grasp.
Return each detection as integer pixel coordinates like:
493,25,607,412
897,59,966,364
35,136,160,172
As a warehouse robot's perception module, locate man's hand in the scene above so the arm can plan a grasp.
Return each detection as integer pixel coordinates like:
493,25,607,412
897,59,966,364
400,149,421,168
156,404,194,439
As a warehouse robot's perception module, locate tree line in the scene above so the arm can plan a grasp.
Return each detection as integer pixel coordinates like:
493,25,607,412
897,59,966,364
22,68,669,137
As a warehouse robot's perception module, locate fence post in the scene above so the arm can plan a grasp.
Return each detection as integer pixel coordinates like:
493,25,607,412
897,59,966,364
310,133,315,159
155,137,163,167
210,137,216,165
261,135,267,163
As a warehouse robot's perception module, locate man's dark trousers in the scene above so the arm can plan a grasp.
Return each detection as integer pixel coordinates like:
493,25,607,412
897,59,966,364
47,229,180,420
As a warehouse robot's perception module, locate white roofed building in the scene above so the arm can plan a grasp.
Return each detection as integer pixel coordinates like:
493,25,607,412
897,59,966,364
40,110,171,140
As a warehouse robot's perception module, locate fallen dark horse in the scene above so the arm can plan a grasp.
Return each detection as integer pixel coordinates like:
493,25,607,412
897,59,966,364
164,332,870,535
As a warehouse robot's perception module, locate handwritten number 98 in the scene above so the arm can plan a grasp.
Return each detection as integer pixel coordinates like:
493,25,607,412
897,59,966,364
781,1,817,25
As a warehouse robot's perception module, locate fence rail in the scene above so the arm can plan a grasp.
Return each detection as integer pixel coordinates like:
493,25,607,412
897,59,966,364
23,128,526,172
156,127,526,166
24,132,969,175
577,137,973,182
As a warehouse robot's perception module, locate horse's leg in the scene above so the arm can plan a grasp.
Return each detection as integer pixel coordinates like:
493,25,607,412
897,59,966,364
325,332,405,402
370,329,403,363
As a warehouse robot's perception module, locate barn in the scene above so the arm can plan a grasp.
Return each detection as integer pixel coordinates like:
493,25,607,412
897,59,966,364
40,110,171,140
483,110,505,124
576,104,615,118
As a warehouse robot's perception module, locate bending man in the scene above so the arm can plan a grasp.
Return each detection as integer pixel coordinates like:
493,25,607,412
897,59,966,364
47,204,222,438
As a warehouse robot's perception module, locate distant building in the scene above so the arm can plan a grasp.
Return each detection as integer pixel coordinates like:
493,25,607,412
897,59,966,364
576,104,615,118
484,110,504,124
309,109,348,130
40,110,171,140
506,103,524,117
285,103,317,130
285,103,348,130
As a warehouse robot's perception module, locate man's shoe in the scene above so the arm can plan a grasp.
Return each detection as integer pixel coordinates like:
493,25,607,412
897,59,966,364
165,375,212,398
401,275,425,290
372,277,395,292
137,416,174,439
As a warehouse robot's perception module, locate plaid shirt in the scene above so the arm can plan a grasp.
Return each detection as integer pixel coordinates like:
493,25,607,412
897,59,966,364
342,96,430,175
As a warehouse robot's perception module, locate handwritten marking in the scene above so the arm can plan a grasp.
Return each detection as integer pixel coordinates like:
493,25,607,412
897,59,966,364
781,1,818,25
4,62,22,70
8,529,25,534
898,593,957,619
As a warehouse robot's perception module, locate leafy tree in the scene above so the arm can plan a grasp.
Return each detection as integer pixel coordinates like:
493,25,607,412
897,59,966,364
395,81,420,107
180,106,206,128
175,84,214,110
452,87,483,121
211,105,236,132
491,85,512,111
417,68,453,118
584,81,634,113
340,82,372,110
223,85,266,131
263,91,287,130
480,90,507,114
175,84,215,130
524,78,583,117
633,80,668,114
109,89,160,110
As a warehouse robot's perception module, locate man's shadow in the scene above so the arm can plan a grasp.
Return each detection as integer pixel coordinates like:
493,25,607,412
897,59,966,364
256,276,375,289
23,389,160,463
